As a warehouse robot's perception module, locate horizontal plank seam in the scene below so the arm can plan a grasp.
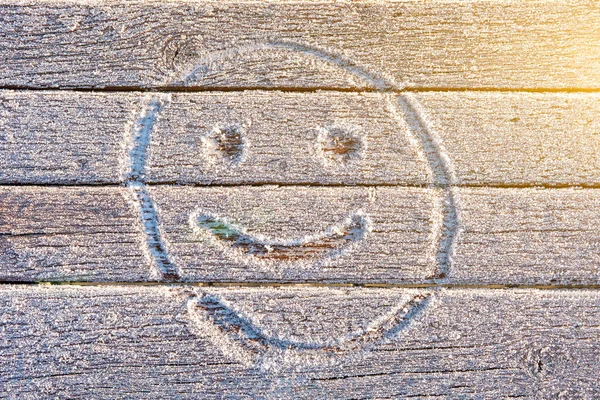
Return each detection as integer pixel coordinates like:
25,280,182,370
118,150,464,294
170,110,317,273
2,282,600,291
3,183,600,190
3,86,600,94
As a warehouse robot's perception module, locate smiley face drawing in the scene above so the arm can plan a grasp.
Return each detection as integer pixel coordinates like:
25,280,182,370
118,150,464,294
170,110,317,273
125,40,459,368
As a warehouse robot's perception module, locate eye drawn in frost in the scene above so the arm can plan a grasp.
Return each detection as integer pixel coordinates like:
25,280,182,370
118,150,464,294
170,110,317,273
316,124,365,166
201,122,248,167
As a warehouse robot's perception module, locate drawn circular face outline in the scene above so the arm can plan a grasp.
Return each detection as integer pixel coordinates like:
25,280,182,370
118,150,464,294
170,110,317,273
126,41,458,367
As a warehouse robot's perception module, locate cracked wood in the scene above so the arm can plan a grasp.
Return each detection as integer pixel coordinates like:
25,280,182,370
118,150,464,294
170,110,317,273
1,91,600,186
1,1,599,89
2,186,600,285
0,285,599,398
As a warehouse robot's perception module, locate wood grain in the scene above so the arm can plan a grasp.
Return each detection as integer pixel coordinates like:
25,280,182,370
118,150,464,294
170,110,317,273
415,92,600,186
150,186,441,283
451,187,600,286
0,91,140,184
1,1,599,90
1,284,599,398
3,90,600,185
0,186,151,281
2,186,600,285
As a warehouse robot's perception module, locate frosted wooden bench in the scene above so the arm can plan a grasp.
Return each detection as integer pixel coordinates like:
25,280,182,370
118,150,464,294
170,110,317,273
1,1,600,398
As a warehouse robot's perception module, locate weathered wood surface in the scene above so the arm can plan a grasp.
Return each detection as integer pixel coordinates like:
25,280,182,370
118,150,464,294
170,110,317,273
3,186,600,285
2,90,600,185
0,187,151,281
1,285,599,398
0,186,441,282
414,92,600,186
3,0,600,396
452,188,600,285
1,1,599,89
0,91,140,184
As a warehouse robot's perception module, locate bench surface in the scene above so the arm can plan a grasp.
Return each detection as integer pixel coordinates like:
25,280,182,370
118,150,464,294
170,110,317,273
1,1,600,398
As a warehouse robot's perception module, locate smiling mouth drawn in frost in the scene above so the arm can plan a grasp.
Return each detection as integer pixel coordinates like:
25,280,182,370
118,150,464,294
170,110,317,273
189,210,371,262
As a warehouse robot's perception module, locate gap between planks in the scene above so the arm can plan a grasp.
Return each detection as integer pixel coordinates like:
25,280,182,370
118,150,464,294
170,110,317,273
5,182,600,190
3,282,600,291
3,86,600,94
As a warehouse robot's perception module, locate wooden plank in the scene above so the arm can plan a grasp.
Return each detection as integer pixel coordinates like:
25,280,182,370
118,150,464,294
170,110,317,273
1,1,599,89
0,186,151,281
150,186,441,283
414,92,600,186
0,90,140,184
1,284,599,398
3,90,600,186
0,90,431,185
144,92,430,185
3,186,600,285
0,185,443,282
451,187,600,286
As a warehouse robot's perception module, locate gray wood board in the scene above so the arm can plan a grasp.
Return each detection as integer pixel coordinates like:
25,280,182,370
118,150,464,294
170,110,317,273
0,186,152,281
452,187,600,286
0,91,140,184
1,1,599,90
414,92,600,186
1,284,599,398
2,186,600,285
2,90,600,186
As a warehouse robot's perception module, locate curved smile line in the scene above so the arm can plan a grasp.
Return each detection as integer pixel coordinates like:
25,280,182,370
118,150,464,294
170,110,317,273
187,292,431,357
189,211,371,262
